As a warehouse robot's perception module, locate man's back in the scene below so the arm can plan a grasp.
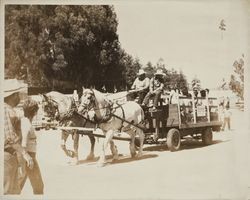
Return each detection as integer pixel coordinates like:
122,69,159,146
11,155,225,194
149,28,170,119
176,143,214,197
4,103,21,148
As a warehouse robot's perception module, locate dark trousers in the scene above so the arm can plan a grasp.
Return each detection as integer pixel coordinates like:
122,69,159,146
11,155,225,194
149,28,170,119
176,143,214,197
4,152,21,194
143,90,162,107
128,89,148,104
222,117,231,130
19,152,44,194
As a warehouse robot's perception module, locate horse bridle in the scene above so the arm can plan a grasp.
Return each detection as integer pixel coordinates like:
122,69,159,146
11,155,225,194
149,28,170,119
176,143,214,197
42,98,60,121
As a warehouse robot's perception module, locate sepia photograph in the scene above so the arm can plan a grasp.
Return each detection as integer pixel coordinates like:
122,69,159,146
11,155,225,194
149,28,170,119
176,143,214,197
1,0,249,199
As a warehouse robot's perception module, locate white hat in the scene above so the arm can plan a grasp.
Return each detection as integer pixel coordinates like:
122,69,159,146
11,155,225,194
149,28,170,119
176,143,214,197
4,79,26,98
155,69,165,76
137,69,146,75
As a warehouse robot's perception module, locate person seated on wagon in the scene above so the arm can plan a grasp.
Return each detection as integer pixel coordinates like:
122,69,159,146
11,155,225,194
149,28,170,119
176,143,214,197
169,87,179,104
129,69,150,104
200,88,209,98
142,69,165,111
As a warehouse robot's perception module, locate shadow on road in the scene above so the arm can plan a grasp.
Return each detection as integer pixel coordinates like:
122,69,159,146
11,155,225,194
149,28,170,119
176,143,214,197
143,139,231,152
180,139,230,151
110,153,158,165
78,153,158,166
77,154,123,165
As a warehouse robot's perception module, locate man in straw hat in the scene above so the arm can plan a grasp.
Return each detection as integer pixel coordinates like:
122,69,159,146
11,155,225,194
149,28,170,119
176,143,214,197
142,69,165,111
129,69,150,104
3,79,33,194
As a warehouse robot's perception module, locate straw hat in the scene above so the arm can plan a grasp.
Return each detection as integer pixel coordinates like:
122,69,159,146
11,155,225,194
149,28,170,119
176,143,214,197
137,69,146,76
155,69,165,76
4,79,26,98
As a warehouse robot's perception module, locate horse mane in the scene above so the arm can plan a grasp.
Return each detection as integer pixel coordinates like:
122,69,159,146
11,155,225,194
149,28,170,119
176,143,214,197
46,91,73,115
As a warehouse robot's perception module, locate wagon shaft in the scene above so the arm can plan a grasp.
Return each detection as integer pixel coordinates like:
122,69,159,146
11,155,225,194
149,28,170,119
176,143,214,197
56,126,132,142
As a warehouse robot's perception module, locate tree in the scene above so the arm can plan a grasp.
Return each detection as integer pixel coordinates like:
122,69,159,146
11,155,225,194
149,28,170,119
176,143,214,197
120,52,141,89
229,55,244,100
5,5,123,90
176,70,188,91
144,61,155,79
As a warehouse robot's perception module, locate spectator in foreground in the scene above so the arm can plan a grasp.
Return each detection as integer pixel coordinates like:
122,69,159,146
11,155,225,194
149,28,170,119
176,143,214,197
19,98,44,194
4,81,33,194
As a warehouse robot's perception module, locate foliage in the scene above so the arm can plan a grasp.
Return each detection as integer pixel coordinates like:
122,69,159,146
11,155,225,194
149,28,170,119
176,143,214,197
229,56,244,100
5,5,189,93
5,5,125,91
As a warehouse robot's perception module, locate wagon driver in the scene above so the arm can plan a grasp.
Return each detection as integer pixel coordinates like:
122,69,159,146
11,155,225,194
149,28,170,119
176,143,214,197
129,69,150,104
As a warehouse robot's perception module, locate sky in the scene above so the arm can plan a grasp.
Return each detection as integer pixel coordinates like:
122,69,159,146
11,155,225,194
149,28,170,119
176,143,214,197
114,0,249,89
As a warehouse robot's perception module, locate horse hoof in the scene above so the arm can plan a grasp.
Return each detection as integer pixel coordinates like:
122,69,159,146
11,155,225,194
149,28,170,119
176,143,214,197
136,152,143,158
97,162,105,167
112,157,119,162
130,151,137,158
70,158,79,165
86,154,95,160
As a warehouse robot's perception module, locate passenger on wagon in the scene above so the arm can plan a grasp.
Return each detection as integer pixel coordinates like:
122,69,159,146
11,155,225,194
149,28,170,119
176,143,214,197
129,69,150,104
142,69,165,111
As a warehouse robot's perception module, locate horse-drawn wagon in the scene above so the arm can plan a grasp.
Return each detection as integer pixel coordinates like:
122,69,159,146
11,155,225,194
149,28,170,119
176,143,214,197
40,89,222,166
137,93,223,151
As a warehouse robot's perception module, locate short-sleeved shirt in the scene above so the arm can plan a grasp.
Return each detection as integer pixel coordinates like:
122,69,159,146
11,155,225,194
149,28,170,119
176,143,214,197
21,118,37,153
131,77,150,90
4,103,21,149
170,90,179,104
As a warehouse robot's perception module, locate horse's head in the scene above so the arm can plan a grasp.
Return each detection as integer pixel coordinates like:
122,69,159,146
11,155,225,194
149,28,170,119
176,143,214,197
41,93,60,120
78,88,96,115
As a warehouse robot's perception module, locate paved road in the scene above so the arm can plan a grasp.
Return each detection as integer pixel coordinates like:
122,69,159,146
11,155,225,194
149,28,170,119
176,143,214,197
20,109,248,199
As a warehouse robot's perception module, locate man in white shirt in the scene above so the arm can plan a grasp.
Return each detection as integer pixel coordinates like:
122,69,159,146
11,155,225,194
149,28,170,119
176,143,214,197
129,69,150,104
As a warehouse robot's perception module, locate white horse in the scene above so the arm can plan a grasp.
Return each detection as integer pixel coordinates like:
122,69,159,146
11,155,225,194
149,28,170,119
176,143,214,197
78,88,145,166
41,91,96,165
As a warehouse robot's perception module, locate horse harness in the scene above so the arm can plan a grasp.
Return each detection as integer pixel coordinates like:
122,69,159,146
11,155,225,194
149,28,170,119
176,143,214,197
94,101,145,132
46,96,96,129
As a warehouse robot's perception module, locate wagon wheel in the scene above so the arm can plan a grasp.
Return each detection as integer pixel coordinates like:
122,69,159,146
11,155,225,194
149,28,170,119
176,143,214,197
166,128,181,152
202,127,213,145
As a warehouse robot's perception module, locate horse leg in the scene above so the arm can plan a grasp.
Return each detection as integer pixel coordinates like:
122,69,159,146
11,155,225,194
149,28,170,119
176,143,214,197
136,128,145,158
128,128,137,158
98,130,114,167
110,139,119,161
72,130,79,165
86,135,95,160
61,130,70,157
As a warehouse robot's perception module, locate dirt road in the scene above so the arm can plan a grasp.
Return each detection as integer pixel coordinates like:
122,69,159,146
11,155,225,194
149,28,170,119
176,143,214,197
20,109,248,199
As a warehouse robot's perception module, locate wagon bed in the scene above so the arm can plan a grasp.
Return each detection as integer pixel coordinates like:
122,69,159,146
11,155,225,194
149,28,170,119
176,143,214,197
140,93,223,151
